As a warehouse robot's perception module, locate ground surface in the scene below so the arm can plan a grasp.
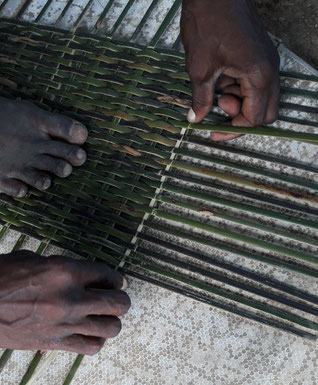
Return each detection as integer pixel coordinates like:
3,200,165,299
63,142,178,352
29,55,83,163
255,0,318,69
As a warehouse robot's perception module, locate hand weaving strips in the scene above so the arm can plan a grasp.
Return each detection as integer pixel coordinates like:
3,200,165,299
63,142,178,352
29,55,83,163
0,19,317,338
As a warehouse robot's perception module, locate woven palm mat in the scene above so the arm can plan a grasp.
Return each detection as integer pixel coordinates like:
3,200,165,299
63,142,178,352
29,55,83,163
0,19,318,339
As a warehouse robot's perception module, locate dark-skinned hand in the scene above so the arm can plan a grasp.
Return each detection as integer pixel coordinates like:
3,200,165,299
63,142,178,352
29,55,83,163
181,0,280,141
0,250,130,355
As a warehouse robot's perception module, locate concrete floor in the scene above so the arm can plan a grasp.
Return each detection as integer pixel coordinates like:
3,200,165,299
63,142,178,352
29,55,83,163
255,0,318,69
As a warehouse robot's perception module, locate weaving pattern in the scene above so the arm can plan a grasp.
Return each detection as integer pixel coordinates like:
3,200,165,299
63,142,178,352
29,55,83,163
0,19,317,342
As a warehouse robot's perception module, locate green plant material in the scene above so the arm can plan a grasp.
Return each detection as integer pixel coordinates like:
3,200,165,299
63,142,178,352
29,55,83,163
125,268,317,340
19,351,43,385
0,20,317,349
174,122,318,144
181,134,318,174
135,245,318,315
127,256,318,331
62,355,84,385
130,0,161,41
175,147,318,192
0,349,13,373
144,220,318,280
279,70,318,83
158,159,318,205
154,210,318,265
149,0,183,47
155,181,318,230
157,191,318,247
163,169,318,218
137,232,318,304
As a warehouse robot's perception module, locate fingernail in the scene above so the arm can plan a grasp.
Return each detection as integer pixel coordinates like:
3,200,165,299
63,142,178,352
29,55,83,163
62,163,73,177
41,178,51,190
187,108,196,123
72,122,86,131
76,148,86,161
17,187,27,198
71,122,88,143
121,276,128,290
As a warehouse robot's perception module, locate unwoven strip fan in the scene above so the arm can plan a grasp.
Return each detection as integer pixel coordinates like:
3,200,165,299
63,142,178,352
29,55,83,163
0,14,317,384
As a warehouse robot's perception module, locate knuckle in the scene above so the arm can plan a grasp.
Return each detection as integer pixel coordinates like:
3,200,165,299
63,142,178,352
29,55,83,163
49,257,74,280
39,337,57,350
258,64,277,86
249,62,278,90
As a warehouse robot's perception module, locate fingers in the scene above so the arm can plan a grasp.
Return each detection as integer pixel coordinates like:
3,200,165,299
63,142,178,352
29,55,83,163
58,334,105,355
0,178,28,197
211,72,280,141
38,110,88,145
40,141,87,167
264,81,280,124
231,82,268,127
234,66,280,127
9,168,51,191
78,260,127,290
211,131,243,141
68,315,122,339
187,79,216,123
32,155,73,178
48,257,127,290
82,290,131,317
215,75,237,92
211,90,243,141
218,93,241,117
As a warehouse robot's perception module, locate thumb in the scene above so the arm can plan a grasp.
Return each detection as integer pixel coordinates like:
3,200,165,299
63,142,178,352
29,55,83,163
187,79,216,123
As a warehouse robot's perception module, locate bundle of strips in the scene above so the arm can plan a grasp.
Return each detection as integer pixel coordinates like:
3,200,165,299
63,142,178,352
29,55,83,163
0,17,317,351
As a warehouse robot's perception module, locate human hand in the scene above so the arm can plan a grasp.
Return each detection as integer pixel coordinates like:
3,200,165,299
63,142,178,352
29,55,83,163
0,251,130,355
181,0,280,141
